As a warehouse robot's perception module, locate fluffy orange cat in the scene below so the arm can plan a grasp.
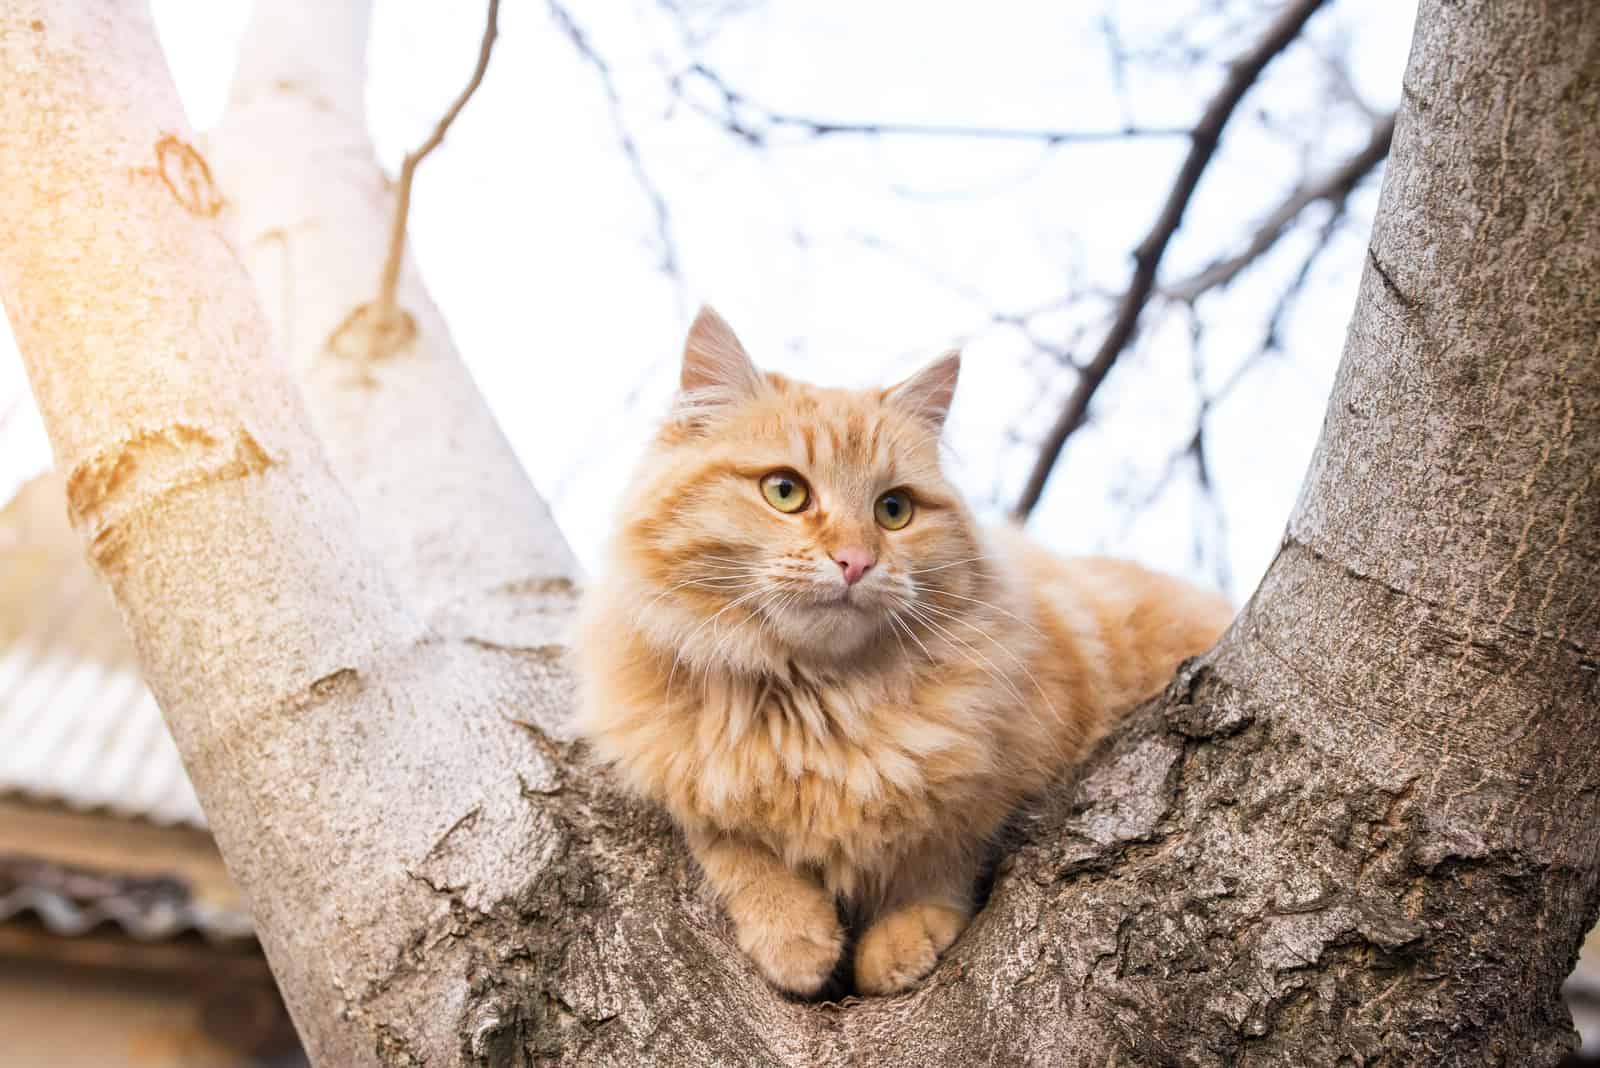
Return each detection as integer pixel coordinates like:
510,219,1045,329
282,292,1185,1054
575,307,1233,997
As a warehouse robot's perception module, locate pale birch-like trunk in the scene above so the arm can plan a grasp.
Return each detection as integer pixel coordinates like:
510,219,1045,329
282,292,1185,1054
1,3,581,1064
2,1,1597,1066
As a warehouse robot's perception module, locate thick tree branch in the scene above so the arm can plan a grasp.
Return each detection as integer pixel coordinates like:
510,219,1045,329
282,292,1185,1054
212,0,575,618
0,1,412,700
1011,0,1331,521
2,4,577,1062
370,0,500,349
1165,110,1395,303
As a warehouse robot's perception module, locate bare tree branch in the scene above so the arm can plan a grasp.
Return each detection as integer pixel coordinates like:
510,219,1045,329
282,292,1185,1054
1011,0,1332,522
1113,192,1352,592
1165,110,1394,303
674,63,1193,147
547,0,683,296
370,0,501,350
1312,31,1384,122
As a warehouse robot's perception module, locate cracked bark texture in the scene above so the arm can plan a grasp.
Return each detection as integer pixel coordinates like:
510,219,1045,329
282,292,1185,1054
1,0,1597,1065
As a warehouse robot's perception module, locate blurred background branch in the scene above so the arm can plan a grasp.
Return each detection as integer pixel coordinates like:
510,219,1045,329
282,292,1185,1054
1165,109,1394,303
548,0,684,300
1011,0,1331,520
669,62,1195,147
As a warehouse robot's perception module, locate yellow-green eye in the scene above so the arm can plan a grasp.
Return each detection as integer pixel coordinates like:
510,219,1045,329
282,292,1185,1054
761,471,810,513
875,490,913,530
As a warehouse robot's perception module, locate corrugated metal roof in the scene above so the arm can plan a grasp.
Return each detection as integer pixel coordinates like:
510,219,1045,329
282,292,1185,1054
0,855,251,943
0,474,207,828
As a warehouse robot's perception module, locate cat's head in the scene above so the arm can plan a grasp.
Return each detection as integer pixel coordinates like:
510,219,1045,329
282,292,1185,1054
605,306,986,673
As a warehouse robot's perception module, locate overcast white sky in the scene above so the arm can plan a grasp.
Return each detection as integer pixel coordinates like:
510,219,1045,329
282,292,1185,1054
0,0,1420,598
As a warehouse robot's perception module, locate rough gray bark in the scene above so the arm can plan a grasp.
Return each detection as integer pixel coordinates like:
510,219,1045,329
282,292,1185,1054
3,0,1597,1065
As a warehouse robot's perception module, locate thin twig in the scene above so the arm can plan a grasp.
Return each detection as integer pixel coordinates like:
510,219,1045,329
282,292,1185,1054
1258,197,1349,354
1314,35,1383,122
547,0,683,298
1165,111,1394,303
372,0,501,337
1113,196,1350,581
676,63,1192,147
1011,0,1332,521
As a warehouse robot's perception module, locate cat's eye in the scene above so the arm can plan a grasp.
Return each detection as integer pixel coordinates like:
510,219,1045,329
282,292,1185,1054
760,471,810,513
874,490,914,530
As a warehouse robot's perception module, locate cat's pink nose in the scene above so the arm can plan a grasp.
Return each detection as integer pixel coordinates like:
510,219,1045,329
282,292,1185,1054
833,546,876,586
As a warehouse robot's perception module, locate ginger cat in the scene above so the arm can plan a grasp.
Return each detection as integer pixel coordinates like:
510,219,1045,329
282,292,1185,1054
575,308,1233,997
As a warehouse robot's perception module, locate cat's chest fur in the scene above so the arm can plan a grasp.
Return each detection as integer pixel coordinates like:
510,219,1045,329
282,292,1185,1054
668,666,1006,895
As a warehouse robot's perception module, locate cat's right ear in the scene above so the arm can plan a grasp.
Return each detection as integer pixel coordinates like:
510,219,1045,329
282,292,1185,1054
680,305,763,400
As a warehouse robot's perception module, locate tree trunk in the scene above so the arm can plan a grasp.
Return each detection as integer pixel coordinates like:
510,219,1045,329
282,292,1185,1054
3,0,1597,1065
1,3,582,1064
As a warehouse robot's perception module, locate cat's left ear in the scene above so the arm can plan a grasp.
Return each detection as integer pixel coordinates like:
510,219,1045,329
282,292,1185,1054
884,350,961,431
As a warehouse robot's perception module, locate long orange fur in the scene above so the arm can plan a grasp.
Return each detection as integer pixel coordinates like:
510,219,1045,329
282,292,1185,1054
575,307,1233,996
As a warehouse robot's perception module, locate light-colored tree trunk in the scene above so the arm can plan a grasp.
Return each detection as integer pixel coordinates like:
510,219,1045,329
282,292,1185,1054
1,3,581,1064
2,0,1596,1065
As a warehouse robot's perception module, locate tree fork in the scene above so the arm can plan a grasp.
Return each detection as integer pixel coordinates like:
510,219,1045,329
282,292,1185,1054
2,0,1597,1065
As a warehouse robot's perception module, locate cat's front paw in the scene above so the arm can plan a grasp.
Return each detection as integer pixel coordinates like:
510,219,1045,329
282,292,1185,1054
732,888,844,996
854,901,968,995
